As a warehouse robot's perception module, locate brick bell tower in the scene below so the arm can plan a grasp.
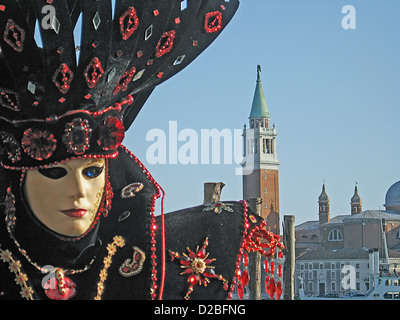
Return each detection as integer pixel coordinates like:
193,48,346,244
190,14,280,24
242,66,281,234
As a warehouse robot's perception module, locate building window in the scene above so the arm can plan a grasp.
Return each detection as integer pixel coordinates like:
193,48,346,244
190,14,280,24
328,229,343,241
264,173,267,180
264,188,267,194
396,230,400,239
331,282,336,291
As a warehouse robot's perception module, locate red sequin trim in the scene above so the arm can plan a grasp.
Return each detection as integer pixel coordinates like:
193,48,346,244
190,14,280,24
204,11,223,34
52,63,74,94
3,19,25,52
155,30,176,58
119,145,164,300
84,57,104,89
119,6,139,40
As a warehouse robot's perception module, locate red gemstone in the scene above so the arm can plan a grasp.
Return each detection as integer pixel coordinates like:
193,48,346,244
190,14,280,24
276,281,283,300
241,270,249,287
44,276,76,300
62,118,92,155
237,283,244,300
188,275,199,285
197,248,206,259
266,278,276,300
179,256,191,266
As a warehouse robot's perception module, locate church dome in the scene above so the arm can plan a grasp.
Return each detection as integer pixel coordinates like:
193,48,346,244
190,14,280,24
385,181,400,213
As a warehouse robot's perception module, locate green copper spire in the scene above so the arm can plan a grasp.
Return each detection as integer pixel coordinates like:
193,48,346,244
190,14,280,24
249,65,270,119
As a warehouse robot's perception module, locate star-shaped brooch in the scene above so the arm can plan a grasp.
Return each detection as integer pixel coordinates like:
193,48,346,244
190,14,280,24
169,238,229,300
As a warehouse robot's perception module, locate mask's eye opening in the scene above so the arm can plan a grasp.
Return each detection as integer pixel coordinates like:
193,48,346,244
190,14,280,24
82,165,104,179
38,167,68,179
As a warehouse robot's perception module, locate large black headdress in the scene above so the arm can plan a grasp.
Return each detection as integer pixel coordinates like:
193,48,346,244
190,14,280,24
0,0,239,169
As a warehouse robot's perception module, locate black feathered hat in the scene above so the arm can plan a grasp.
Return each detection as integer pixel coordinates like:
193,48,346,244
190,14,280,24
0,0,239,169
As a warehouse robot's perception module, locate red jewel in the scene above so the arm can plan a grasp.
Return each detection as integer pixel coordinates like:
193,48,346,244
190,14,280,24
119,6,139,40
44,275,76,300
240,270,249,288
62,118,92,155
84,57,104,89
204,11,223,34
97,116,125,151
21,128,57,161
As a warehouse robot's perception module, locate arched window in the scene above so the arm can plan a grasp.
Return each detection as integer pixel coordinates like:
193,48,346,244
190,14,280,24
328,229,343,241
396,230,400,239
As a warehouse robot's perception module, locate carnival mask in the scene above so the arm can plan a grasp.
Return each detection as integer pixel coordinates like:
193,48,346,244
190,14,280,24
23,158,106,237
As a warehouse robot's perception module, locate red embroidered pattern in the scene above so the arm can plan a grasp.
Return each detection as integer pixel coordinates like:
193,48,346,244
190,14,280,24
119,6,139,40
3,19,25,52
84,57,104,89
0,88,20,111
113,67,136,95
155,30,176,58
52,63,74,94
204,11,222,34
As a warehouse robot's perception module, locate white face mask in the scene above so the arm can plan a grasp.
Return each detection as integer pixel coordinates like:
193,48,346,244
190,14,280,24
23,158,106,237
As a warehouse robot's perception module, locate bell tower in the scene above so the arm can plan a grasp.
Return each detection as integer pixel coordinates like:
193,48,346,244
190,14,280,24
242,66,281,234
318,183,330,224
351,184,362,215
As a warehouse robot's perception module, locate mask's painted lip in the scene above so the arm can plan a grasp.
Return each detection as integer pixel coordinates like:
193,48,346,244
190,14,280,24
61,209,88,218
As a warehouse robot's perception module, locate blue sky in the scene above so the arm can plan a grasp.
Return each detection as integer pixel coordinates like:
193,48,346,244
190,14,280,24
124,0,400,226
